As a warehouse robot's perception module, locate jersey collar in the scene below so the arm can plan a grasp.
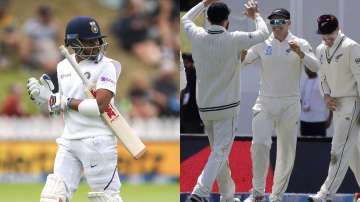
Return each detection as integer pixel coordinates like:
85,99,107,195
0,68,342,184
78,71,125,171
207,25,226,34
323,30,344,49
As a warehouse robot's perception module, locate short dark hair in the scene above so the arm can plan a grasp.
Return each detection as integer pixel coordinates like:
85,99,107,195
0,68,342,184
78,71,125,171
207,2,230,25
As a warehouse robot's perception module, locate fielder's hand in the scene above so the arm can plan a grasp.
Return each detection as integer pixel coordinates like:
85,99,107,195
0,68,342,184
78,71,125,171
244,0,259,20
27,74,54,105
324,94,337,111
203,0,217,7
240,49,248,62
288,40,305,59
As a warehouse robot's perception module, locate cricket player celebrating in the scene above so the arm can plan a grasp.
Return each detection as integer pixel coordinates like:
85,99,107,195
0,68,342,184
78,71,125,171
182,0,269,201
27,16,122,202
308,15,360,202
241,8,320,202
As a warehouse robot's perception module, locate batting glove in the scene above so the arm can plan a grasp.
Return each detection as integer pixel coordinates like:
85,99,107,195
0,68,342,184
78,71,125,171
48,92,71,116
27,74,54,105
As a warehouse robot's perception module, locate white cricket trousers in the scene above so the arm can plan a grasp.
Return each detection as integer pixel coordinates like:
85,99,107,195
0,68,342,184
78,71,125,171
250,96,300,201
318,97,360,197
53,135,121,200
193,115,239,200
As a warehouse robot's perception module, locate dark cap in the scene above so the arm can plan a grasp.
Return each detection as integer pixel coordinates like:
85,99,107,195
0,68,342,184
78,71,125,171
317,14,338,34
268,8,290,19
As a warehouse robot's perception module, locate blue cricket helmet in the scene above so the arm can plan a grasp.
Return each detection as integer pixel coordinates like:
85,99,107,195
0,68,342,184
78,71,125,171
65,16,107,62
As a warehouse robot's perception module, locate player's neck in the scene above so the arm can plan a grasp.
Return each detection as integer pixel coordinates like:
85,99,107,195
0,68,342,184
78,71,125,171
274,31,288,42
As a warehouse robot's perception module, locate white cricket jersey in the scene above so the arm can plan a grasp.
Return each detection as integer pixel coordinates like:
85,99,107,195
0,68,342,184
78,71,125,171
57,54,121,139
242,32,320,97
181,2,269,120
317,31,360,98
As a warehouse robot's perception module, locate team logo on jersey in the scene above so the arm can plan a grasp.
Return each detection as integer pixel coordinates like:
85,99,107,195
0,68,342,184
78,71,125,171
60,73,71,79
100,76,115,84
286,48,291,54
248,33,253,39
90,21,98,33
84,72,91,79
265,45,272,55
335,53,343,62
355,58,360,64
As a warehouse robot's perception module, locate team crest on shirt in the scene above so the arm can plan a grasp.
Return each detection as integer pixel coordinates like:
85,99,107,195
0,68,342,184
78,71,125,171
84,72,91,79
265,45,272,55
355,58,360,64
334,53,343,62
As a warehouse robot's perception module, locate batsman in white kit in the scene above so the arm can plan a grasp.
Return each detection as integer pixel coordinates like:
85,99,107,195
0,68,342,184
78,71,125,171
241,9,320,202
308,15,360,202
182,0,269,201
27,16,123,202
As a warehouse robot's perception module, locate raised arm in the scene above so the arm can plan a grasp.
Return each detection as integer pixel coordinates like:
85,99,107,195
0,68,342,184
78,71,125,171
233,1,269,49
181,1,215,40
289,40,320,72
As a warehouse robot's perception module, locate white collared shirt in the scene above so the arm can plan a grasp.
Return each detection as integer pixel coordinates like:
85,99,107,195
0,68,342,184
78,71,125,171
181,2,269,120
317,31,360,98
57,55,121,139
242,32,320,97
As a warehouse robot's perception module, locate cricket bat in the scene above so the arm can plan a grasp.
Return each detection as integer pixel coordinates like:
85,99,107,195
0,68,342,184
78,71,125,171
59,45,146,159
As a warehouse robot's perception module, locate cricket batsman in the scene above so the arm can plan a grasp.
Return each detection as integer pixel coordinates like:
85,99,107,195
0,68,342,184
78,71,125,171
27,16,122,202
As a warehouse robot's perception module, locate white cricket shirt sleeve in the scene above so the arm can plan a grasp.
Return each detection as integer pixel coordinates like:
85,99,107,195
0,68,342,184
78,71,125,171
95,62,119,94
349,43,360,95
316,45,331,96
232,15,269,50
301,40,320,72
181,2,206,41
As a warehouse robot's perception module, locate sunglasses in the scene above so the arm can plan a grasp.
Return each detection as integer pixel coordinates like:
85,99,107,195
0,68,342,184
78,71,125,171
269,19,289,26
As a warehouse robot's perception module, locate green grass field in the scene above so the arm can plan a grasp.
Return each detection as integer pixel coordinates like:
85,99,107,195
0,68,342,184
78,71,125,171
0,183,179,202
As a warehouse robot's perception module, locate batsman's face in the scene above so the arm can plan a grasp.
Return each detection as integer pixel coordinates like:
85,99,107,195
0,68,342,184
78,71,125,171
321,30,338,47
82,39,100,52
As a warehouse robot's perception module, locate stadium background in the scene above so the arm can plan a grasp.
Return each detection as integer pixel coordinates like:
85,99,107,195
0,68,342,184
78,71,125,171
180,0,360,201
0,0,179,201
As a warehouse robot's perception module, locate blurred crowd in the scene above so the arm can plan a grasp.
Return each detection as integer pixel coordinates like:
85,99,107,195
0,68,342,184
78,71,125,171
0,0,180,119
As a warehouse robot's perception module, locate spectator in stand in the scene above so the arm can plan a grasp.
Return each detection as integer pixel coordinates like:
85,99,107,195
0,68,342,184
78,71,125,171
300,67,332,136
127,73,159,118
0,0,20,70
0,84,28,117
111,0,161,66
152,66,179,117
20,5,61,92
180,53,204,133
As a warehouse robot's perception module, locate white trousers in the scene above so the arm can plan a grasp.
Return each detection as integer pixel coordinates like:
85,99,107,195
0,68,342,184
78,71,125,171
193,115,239,199
319,97,360,197
53,135,121,200
250,96,300,200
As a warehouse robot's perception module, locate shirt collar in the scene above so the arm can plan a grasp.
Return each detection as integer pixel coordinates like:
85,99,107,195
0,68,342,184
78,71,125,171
207,25,226,34
269,31,294,43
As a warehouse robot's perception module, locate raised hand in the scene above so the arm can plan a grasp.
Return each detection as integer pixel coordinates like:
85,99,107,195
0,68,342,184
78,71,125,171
243,0,259,20
203,0,218,7
288,40,305,59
